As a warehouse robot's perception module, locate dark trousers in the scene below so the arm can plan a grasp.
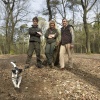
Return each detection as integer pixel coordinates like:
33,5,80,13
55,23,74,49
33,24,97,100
45,42,56,65
26,42,41,66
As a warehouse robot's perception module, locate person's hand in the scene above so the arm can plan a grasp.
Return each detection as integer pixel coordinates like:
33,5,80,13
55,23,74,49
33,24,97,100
70,44,74,49
48,35,52,38
37,32,42,36
48,34,55,38
50,34,55,37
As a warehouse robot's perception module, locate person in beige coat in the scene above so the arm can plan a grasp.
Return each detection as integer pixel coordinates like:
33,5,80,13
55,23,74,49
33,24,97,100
59,18,74,70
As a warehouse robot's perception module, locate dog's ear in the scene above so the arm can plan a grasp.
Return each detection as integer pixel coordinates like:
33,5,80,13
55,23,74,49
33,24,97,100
12,70,16,74
18,69,22,74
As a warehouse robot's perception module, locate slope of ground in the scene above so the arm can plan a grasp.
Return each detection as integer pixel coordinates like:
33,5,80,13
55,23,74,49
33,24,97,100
0,54,100,100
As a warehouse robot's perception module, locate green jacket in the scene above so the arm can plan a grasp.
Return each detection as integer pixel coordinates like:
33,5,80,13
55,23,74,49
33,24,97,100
45,28,59,43
29,25,42,42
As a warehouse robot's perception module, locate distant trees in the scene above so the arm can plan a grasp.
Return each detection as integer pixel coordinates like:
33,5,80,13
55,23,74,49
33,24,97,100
44,0,99,54
1,0,29,53
0,0,99,54
15,24,29,54
44,0,68,21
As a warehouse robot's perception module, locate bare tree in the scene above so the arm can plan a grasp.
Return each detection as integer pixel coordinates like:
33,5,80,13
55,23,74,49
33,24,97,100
1,0,29,53
44,0,68,21
81,0,97,53
52,0,68,18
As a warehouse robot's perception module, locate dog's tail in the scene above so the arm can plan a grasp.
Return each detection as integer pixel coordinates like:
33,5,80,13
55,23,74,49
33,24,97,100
11,62,16,68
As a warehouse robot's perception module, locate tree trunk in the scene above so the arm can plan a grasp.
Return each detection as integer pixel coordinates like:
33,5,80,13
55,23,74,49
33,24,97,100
97,16,100,34
81,0,97,53
83,10,91,53
62,0,66,18
72,6,74,25
46,0,52,21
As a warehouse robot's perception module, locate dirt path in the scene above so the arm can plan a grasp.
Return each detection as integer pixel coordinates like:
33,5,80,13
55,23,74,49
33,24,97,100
0,54,100,100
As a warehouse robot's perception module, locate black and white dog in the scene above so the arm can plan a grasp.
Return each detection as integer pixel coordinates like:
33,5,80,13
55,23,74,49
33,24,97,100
11,62,22,88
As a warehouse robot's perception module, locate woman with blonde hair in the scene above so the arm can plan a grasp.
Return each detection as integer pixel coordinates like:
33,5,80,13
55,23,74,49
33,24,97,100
45,20,59,68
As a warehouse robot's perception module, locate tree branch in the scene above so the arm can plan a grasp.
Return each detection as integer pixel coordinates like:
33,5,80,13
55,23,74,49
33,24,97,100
87,0,97,12
81,0,85,9
55,6,64,18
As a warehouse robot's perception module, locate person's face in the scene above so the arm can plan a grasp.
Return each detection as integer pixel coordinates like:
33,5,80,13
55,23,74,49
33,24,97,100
62,19,68,27
33,20,38,26
50,23,55,29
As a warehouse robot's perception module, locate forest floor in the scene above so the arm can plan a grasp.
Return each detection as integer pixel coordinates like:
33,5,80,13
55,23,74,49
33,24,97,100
0,54,100,100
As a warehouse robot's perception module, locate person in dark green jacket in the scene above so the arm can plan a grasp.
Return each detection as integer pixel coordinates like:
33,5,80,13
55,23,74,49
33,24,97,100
45,20,59,68
25,17,42,69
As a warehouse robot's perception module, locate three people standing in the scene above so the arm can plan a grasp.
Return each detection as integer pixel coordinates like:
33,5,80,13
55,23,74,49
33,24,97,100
25,17,74,70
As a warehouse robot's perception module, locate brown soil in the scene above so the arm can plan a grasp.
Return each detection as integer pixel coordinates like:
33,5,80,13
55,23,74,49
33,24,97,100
0,54,100,100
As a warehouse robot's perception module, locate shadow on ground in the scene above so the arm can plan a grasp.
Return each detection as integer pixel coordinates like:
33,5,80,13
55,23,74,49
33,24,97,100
67,64,100,90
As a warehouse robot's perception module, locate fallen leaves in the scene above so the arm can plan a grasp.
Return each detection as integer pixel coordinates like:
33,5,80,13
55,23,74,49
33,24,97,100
0,54,100,100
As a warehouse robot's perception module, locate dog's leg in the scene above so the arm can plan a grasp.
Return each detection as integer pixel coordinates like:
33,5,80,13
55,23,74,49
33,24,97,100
12,78,17,88
12,73,17,88
16,76,22,88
